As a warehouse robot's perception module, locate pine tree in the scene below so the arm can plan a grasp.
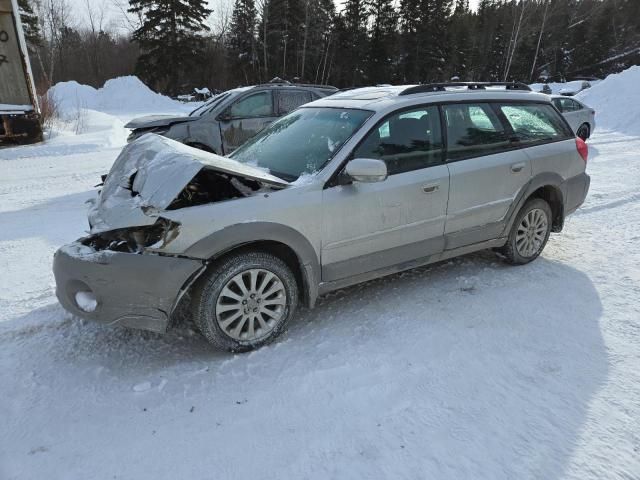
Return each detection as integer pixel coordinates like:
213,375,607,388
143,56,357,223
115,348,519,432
17,0,42,51
129,0,212,95
299,0,335,83
228,0,258,84
367,0,398,84
423,0,453,82
341,0,369,85
399,0,422,82
449,0,472,80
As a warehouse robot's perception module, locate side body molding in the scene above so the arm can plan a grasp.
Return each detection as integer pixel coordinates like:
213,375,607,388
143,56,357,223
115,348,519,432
184,222,321,307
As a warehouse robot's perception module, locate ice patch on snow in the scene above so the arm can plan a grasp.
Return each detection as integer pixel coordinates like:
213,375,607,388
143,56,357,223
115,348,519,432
132,381,152,392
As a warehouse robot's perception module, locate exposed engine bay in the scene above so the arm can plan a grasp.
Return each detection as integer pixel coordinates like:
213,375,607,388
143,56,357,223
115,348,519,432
167,170,261,210
86,134,289,237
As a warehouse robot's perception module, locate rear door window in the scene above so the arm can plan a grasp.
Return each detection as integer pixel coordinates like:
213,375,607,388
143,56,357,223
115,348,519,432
554,97,582,113
277,90,313,115
568,99,583,111
497,103,573,144
442,103,511,160
353,106,443,175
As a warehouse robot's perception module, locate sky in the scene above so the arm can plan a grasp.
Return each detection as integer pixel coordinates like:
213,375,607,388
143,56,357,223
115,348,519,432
68,0,481,33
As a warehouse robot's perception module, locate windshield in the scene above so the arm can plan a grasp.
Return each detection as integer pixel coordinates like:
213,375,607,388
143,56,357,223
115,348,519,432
230,107,372,181
189,92,230,117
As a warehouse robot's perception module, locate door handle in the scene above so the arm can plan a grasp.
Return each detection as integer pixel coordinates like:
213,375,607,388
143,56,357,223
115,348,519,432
422,183,440,194
511,162,526,173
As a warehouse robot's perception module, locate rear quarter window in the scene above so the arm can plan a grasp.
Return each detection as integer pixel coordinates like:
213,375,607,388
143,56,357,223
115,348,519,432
498,103,573,144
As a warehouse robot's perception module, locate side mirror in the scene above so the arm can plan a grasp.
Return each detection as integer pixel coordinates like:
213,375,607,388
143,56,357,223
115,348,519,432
218,109,231,121
345,158,388,183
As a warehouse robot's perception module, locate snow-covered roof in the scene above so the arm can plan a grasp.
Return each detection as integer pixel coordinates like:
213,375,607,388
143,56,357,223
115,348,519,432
0,103,34,114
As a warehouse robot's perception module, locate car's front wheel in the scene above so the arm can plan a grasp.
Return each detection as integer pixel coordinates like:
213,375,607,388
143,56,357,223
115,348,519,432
499,198,553,265
192,251,298,352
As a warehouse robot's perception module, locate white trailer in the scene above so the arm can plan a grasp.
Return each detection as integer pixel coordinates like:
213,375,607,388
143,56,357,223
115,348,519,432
0,0,42,144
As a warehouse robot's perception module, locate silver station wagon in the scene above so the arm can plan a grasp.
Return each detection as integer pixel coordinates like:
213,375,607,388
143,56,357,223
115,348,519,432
54,82,590,352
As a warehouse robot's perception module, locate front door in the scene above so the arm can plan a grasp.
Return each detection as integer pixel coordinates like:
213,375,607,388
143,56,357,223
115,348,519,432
219,90,277,154
321,106,450,282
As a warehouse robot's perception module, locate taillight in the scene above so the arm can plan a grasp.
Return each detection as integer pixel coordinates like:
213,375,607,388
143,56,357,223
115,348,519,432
576,137,588,163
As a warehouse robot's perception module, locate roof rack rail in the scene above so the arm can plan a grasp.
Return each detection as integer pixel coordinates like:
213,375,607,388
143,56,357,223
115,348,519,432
254,80,337,90
399,82,532,96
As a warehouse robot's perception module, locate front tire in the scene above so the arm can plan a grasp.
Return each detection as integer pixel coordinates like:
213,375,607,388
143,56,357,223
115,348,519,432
499,198,553,265
192,251,298,352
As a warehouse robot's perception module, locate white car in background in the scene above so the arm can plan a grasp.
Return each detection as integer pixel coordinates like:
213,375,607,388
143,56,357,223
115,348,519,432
551,95,596,140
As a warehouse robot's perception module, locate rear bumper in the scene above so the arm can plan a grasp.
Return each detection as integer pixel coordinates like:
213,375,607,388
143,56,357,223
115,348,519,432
564,172,590,216
53,242,204,333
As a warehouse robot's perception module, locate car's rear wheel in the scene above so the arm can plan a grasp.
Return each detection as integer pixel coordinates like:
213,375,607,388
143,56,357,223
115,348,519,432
499,198,553,265
192,251,298,352
577,123,590,141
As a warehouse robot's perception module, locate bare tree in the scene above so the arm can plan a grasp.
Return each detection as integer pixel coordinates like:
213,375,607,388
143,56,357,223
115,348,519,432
529,0,550,82
255,0,268,81
34,0,73,87
503,0,529,81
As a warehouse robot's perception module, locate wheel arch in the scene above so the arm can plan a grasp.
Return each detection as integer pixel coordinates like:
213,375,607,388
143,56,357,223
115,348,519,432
184,223,321,308
504,175,566,236
529,184,564,232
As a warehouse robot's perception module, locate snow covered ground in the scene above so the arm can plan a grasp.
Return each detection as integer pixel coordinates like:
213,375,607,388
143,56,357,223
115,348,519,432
1,75,639,479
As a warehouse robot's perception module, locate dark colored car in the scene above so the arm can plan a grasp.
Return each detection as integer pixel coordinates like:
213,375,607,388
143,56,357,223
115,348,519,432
125,82,338,154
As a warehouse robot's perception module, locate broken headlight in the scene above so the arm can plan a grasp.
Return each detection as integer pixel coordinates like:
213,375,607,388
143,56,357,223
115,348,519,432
82,218,180,253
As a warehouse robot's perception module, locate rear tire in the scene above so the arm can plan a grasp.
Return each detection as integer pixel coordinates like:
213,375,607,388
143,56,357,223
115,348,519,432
499,198,553,265
577,123,590,141
192,251,298,352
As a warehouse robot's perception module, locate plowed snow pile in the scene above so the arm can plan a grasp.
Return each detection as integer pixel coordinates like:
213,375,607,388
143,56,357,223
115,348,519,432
577,65,640,135
48,76,182,115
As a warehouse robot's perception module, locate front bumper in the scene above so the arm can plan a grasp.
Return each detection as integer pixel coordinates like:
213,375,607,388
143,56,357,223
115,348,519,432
53,242,204,333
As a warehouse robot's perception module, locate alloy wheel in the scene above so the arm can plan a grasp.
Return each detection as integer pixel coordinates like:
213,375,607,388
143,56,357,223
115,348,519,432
215,269,287,341
515,208,549,258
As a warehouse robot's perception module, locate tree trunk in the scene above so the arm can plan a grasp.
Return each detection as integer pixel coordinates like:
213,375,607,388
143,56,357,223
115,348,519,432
530,0,550,82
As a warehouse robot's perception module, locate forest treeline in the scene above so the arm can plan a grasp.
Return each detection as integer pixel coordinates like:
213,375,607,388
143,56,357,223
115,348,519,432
18,0,640,95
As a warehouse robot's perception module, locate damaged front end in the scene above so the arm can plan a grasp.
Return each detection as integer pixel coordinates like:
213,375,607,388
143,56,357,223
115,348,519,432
53,134,289,334
88,133,288,237
82,218,181,254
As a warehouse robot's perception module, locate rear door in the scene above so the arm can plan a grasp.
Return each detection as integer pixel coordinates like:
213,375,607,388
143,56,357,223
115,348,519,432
496,102,583,208
443,102,531,248
218,90,277,153
321,105,449,281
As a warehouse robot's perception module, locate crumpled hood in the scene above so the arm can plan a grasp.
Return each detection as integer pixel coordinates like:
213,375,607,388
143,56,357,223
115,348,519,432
124,114,198,130
88,134,288,233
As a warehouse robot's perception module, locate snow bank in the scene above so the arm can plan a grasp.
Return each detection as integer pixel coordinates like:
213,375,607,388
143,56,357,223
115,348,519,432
48,76,182,116
577,66,640,136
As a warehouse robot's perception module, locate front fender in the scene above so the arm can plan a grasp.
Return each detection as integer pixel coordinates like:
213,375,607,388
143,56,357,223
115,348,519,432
185,222,321,308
